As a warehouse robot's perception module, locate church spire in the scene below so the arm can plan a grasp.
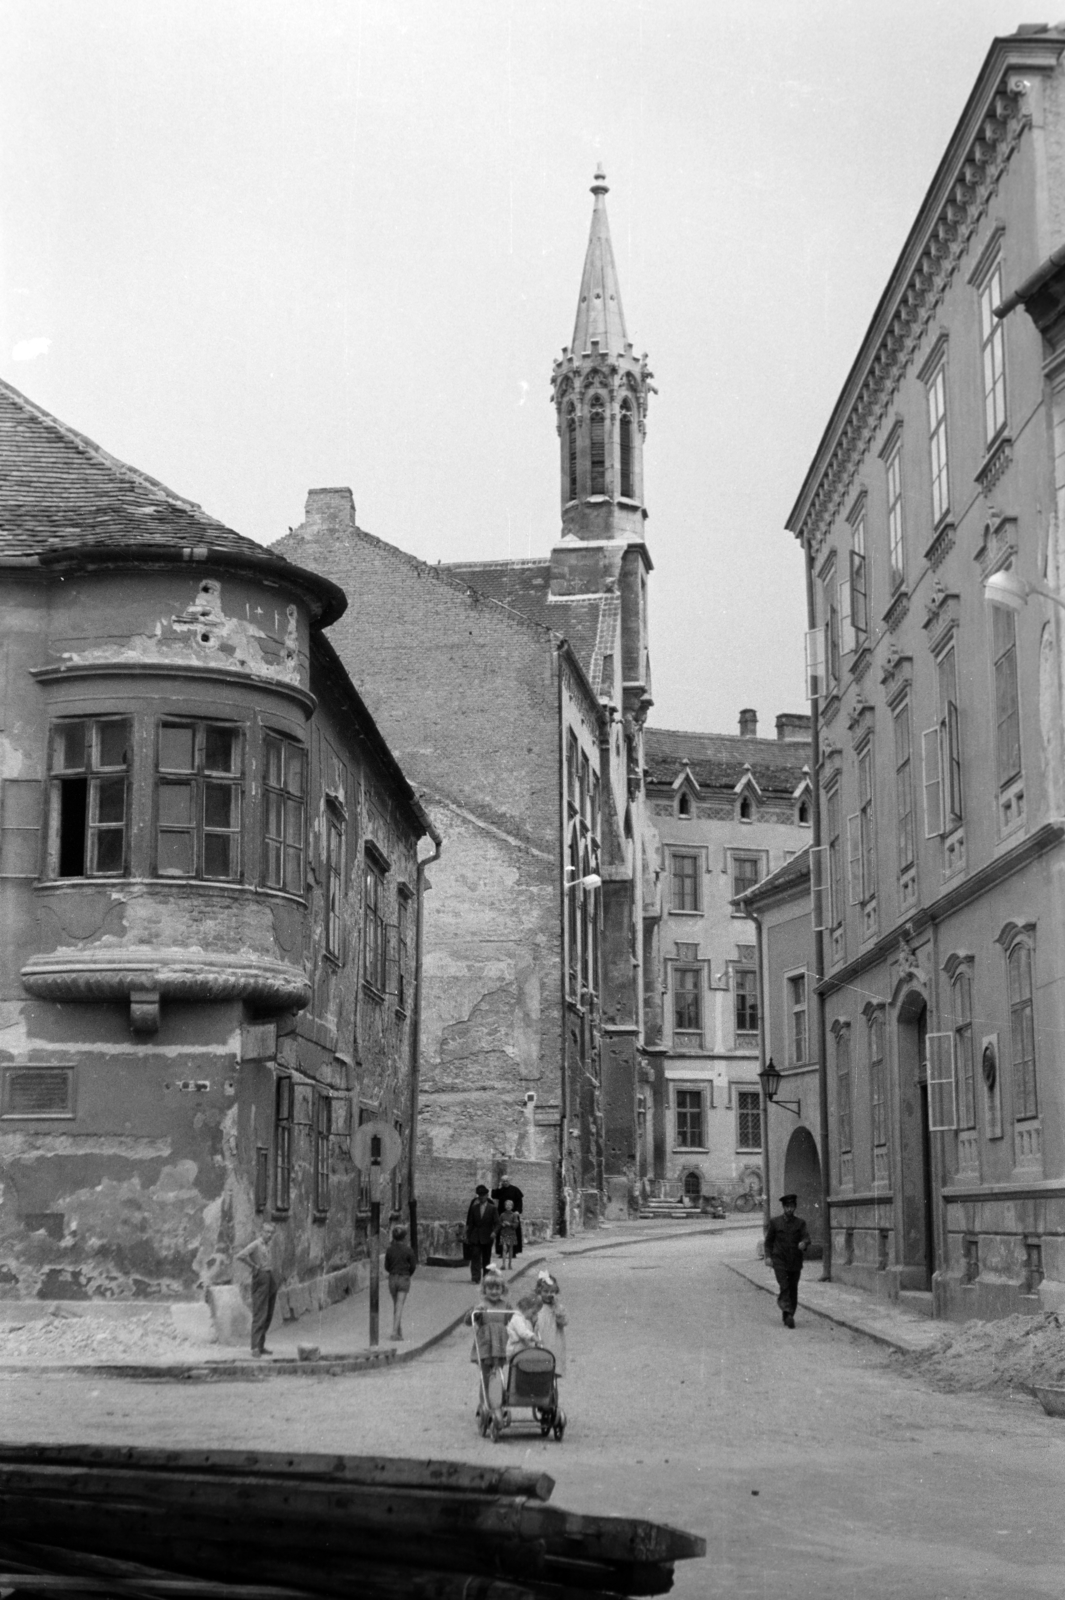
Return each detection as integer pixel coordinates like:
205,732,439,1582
571,167,628,356
551,170,654,545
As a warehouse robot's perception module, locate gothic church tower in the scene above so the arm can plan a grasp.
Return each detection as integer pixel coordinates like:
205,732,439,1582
549,168,654,729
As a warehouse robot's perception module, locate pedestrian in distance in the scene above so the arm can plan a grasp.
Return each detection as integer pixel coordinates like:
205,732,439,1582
234,1221,278,1358
496,1199,520,1269
384,1223,416,1341
491,1171,524,1258
534,1269,568,1378
764,1193,811,1329
465,1184,500,1284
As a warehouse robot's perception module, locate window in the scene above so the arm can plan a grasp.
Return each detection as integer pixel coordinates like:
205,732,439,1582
731,852,761,901
677,791,692,819
822,563,840,687
850,509,869,641
364,855,386,992
579,751,590,824
566,730,579,812
325,810,344,959
589,397,606,495
836,1031,852,1154
992,604,1021,788
736,1089,762,1152
870,1014,886,1148
274,1076,293,1211
938,646,963,829
673,967,703,1037
157,721,242,881
893,702,915,873
675,1089,704,1148
979,258,1007,444
619,399,634,498
886,440,905,590
314,1092,331,1212
682,1170,702,1204
787,972,807,1066
397,892,410,1012
50,718,130,878
566,403,577,501
848,745,876,905
263,734,306,894
952,969,976,1131
734,968,758,1035
826,785,842,927
671,852,700,912
927,362,950,524
1008,942,1037,1121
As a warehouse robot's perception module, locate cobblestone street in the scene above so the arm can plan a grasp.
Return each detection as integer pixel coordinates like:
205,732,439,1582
3,1231,1064,1598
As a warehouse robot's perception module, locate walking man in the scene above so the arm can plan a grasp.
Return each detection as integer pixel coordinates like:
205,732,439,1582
764,1193,810,1329
235,1220,278,1357
465,1185,499,1285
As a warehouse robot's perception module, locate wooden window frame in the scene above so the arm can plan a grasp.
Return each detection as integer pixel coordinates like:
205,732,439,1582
674,1087,705,1150
48,717,131,880
262,733,306,896
156,720,244,883
735,1088,762,1153
274,1075,293,1213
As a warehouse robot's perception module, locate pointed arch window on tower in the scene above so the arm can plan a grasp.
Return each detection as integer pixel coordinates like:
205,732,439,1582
566,403,578,503
619,399,634,499
589,397,606,496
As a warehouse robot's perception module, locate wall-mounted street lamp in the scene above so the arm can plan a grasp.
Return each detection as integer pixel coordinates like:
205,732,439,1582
564,869,602,891
758,1057,801,1118
983,567,1065,615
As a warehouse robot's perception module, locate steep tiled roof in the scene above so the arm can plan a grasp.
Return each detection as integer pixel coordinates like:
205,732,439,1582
644,726,811,796
737,843,811,911
0,378,265,559
443,558,613,690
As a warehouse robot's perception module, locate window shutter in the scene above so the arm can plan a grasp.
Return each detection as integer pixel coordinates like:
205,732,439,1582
846,813,862,904
805,628,827,701
850,546,866,633
838,577,856,657
810,845,829,931
946,699,962,823
926,1032,956,1131
922,726,943,839
384,923,399,996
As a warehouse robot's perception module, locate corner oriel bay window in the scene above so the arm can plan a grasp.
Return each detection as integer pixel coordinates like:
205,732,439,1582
263,734,306,894
50,718,130,877
157,722,242,880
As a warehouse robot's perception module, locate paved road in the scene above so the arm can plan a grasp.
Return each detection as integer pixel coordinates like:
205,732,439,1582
2,1230,1063,1598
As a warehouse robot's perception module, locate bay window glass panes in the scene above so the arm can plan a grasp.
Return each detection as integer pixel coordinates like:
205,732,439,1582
158,722,242,881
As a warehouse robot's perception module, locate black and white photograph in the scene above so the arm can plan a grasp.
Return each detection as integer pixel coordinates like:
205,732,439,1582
1,3,1064,1595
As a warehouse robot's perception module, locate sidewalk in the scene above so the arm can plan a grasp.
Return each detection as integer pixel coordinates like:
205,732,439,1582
0,1217,766,1381
725,1252,944,1354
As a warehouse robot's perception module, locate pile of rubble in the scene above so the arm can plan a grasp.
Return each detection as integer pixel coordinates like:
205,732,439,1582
0,1308,198,1363
900,1310,1065,1394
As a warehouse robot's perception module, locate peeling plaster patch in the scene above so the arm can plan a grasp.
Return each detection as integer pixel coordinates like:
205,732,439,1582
57,580,300,685
0,1136,172,1161
0,735,25,779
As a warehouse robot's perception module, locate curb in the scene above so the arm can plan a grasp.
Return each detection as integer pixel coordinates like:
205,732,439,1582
724,1259,933,1355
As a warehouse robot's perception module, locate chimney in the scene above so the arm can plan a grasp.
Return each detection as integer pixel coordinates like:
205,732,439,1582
738,708,758,739
776,712,812,742
303,487,357,540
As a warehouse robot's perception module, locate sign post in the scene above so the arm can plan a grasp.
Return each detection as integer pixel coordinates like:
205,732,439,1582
351,1120,403,1352
369,1135,381,1346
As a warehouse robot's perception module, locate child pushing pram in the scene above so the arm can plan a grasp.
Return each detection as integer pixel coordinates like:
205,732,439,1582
467,1273,566,1444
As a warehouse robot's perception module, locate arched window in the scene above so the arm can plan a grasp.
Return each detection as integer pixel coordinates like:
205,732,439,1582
798,798,810,825
952,967,976,1131
739,794,753,821
1008,940,1038,1121
678,792,692,818
566,404,577,502
589,397,606,495
619,399,634,498
682,1170,702,1203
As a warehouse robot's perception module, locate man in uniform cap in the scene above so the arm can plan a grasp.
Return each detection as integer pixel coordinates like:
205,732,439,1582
764,1193,811,1329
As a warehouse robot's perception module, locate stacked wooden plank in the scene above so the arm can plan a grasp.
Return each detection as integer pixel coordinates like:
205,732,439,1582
0,1444,705,1600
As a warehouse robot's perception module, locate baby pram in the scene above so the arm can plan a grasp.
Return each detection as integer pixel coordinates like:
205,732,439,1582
477,1345,567,1444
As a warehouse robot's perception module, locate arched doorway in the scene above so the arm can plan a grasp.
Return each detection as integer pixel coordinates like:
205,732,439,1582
896,990,933,1289
783,1126,823,1256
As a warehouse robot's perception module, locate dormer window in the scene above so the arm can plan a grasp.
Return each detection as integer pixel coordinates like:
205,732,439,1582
566,403,577,502
739,794,753,822
589,397,606,495
619,399,634,498
798,798,810,825
677,792,692,819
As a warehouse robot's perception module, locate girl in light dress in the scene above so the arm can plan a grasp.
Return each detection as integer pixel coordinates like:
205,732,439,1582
533,1269,567,1378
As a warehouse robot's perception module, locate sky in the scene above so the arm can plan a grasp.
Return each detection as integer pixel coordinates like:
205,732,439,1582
0,0,1043,735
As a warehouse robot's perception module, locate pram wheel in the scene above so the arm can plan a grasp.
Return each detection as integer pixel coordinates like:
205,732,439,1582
553,1412,566,1441
489,1416,502,1444
538,1409,552,1436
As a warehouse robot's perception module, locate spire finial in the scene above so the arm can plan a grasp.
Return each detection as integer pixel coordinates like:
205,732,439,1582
591,166,608,197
